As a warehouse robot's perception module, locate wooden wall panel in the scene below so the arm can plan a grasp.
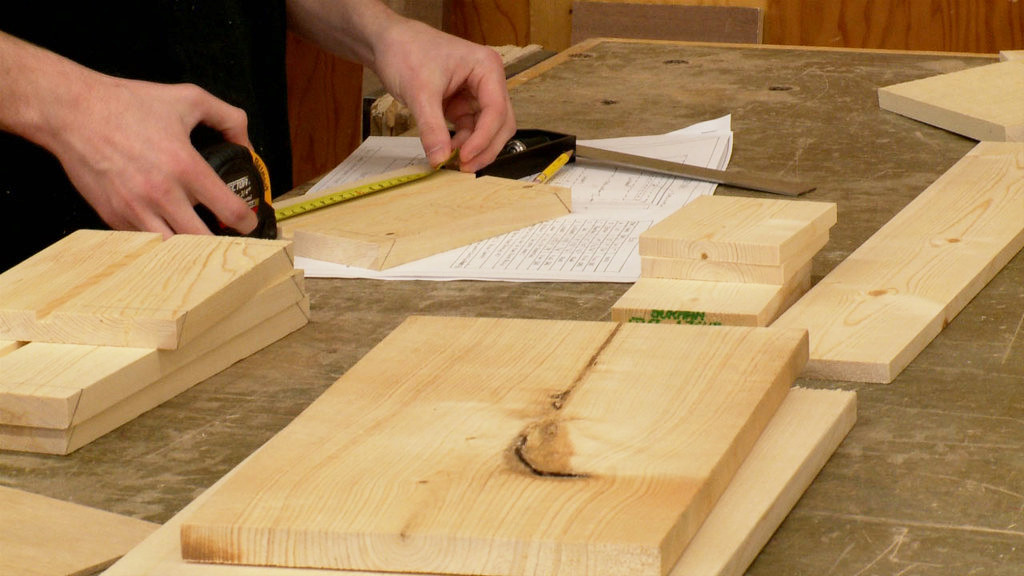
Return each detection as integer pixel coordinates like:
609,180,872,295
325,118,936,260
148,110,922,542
285,33,364,188
458,0,1023,53
445,0,532,46
763,0,1024,53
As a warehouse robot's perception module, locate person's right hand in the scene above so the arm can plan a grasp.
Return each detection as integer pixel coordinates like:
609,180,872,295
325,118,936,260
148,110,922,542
44,73,258,237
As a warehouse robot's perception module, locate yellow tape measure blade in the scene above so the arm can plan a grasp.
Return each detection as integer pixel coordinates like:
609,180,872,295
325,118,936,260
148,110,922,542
274,165,437,222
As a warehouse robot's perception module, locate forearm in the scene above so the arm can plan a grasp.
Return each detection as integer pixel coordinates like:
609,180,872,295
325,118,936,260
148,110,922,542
285,0,406,69
0,31,91,151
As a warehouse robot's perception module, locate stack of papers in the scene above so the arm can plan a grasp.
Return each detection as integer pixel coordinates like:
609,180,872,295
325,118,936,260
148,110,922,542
294,116,733,282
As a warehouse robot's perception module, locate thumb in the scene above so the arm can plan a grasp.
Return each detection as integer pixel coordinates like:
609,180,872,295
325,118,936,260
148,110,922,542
406,95,454,168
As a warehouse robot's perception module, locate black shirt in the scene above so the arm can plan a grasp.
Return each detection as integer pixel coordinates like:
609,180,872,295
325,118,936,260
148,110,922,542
0,1,292,271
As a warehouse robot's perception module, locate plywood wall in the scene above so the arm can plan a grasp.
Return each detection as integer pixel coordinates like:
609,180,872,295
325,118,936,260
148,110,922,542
447,0,1024,53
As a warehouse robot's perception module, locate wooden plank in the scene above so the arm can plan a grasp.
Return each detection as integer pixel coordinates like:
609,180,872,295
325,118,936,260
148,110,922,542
640,230,826,284
179,316,806,576
612,261,810,326
279,171,571,269
878,60,1024,142
0,271,305,430
773,142,1024,383
0,301,310,456
571,1,762,46
0,231,295,349
639,196,836,265
1001,50,1024,62
0,484,157,576
100,387,852,576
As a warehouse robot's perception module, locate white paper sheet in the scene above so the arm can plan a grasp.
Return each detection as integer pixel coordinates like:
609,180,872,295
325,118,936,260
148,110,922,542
293,116,733,282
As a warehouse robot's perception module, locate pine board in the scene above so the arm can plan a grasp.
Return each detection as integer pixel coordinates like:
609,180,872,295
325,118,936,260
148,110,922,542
640,230,827,285
612,261,811,327
179,316,807,576
0,301,310,455
0,231,295,349
0,271,306,430
878,60,1024,142
278,170,571,269
0,484,157,576
101,387,853,576
639,196,837,265
773,142,1024,383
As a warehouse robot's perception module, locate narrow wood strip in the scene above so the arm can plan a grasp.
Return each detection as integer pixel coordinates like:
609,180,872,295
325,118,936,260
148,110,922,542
640,195,836,265
773,142,1024,383
641,231,827,285
613,261,811,327
0,301,309,455
0,271,305,429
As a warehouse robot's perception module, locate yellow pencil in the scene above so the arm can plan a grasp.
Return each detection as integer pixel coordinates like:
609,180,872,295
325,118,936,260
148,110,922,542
532,149,575,184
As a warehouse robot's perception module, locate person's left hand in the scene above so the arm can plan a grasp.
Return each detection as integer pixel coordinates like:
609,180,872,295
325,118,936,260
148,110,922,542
371,19,517,172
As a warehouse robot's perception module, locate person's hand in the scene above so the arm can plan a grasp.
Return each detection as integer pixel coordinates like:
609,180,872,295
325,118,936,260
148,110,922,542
42,73,258,237
371,19,517,172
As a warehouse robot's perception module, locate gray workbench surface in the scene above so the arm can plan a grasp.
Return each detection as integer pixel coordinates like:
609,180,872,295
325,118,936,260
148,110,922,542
2,40,1021,575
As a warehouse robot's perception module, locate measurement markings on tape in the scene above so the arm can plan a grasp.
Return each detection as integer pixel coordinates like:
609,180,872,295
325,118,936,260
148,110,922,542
274,170,438,222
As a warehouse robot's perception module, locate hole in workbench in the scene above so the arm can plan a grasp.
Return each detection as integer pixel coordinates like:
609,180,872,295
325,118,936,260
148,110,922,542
663,59,690,65
769,85,794,91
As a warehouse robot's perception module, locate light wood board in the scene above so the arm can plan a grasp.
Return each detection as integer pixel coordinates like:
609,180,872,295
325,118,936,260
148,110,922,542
178,316,807,576
278,170,571,269
612,261,811,326
0,271,305,431
0,484,157,576
640,230,827,285
0,231,295,349
773,142,1024,383
101,386,854,576
0,300,309,455
878,59,1024,142
639,195,837,265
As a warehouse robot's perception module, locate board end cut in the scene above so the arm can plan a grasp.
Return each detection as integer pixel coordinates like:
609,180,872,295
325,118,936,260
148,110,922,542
878,60,1024,142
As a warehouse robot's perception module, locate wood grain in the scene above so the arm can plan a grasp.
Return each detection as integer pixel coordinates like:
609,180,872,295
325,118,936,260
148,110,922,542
101,387,851,576
510,0,1022,53
640,230,826,284
0,300,310,455
280,171,571,269
180,316,807,575
0,232,294,349
571,1,763,46
285,33,364,187
879,60,1024,142
0,485,156,576
639,195,836,265
0,272,305,430
773,142,1024,383
612,261,810,326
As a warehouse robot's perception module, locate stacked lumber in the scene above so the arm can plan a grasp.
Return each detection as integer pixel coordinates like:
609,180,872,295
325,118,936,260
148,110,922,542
0,484,157,576
612,195,837,326
103,386,856,576
277,169,571,269
878,59,1024,142
774,142,1024,383
0,230,309,455
167,316,853,576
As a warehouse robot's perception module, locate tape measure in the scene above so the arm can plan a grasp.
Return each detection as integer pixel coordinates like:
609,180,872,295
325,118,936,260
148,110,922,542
274,149,460,223
199,141,278,239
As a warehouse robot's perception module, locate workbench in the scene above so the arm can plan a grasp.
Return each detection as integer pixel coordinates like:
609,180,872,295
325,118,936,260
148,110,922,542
2,39,1021,575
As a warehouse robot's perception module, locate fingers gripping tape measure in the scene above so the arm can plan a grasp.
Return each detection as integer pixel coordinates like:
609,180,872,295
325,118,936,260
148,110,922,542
199,142,278,239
